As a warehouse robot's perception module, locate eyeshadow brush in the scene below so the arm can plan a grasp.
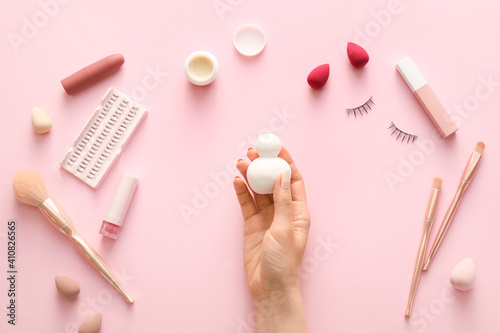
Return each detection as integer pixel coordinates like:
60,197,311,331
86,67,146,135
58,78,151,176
405,178,442,317
423,142,485,271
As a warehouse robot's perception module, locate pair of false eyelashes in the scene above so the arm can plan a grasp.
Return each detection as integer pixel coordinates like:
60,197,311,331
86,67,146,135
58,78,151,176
346,96,418,143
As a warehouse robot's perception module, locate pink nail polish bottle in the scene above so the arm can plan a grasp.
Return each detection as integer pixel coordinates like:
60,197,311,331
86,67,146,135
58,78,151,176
100,174,138,239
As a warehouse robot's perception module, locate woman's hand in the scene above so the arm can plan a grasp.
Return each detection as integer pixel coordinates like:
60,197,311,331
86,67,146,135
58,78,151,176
233,146,310,333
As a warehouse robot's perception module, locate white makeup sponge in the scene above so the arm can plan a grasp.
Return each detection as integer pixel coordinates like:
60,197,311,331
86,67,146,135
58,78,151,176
247,134,290,194
450,258,476,291
31,107,52,134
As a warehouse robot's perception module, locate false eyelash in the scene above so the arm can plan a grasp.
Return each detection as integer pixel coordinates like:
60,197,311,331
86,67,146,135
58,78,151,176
346,96,374,117
388,122,418,143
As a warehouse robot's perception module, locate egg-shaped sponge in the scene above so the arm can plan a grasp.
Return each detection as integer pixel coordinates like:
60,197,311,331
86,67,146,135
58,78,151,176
55,275,80,300
450,258,476,291
307,64,330,89
347,42,369,68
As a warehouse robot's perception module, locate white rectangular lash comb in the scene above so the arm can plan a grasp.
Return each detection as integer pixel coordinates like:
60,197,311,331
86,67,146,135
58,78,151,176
61,87,148,188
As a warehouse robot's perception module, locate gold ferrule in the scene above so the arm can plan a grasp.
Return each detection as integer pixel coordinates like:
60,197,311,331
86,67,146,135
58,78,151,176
424,188,440,230
461,151,482,184
39,198,75,236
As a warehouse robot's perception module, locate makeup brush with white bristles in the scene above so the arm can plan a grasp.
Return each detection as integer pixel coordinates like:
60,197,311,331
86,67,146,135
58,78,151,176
12,170,134,304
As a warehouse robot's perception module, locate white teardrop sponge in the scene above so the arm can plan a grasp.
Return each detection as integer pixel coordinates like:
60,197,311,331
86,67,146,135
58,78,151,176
31,107,52,134
450,258,476,291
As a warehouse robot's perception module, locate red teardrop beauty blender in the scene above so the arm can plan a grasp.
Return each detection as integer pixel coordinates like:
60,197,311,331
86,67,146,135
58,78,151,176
307,64,330,89
347,42,369,68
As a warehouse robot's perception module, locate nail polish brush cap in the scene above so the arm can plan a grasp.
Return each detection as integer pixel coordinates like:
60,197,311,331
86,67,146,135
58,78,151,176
104,174,138,227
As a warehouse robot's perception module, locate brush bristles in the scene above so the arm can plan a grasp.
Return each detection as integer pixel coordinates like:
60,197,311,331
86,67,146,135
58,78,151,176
475,142,485,154
12,170,50,207
433,177,442,189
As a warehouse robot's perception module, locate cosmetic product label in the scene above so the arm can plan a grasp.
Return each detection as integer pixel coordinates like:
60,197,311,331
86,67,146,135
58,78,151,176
60,88,148,188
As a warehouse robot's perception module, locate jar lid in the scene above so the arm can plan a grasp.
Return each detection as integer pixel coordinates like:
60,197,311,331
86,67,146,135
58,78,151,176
234,24,266,56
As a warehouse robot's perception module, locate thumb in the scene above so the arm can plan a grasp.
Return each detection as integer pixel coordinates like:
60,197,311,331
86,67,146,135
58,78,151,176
273,170,292,227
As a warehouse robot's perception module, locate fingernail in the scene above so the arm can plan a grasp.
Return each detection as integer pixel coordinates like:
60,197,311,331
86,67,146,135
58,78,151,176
238,159,244,162
280,171,291,190
247,147,253,151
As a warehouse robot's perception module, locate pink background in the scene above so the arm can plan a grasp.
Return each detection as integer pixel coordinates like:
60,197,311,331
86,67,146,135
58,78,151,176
1,0,500,332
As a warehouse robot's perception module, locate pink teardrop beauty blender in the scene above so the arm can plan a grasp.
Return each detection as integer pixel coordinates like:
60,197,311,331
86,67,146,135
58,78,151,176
347,42,369,68
307,64,330,89
450,258,476,291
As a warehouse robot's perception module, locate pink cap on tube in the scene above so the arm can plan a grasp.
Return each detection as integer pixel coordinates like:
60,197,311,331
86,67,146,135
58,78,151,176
61,54,125,95
100,174,138,240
